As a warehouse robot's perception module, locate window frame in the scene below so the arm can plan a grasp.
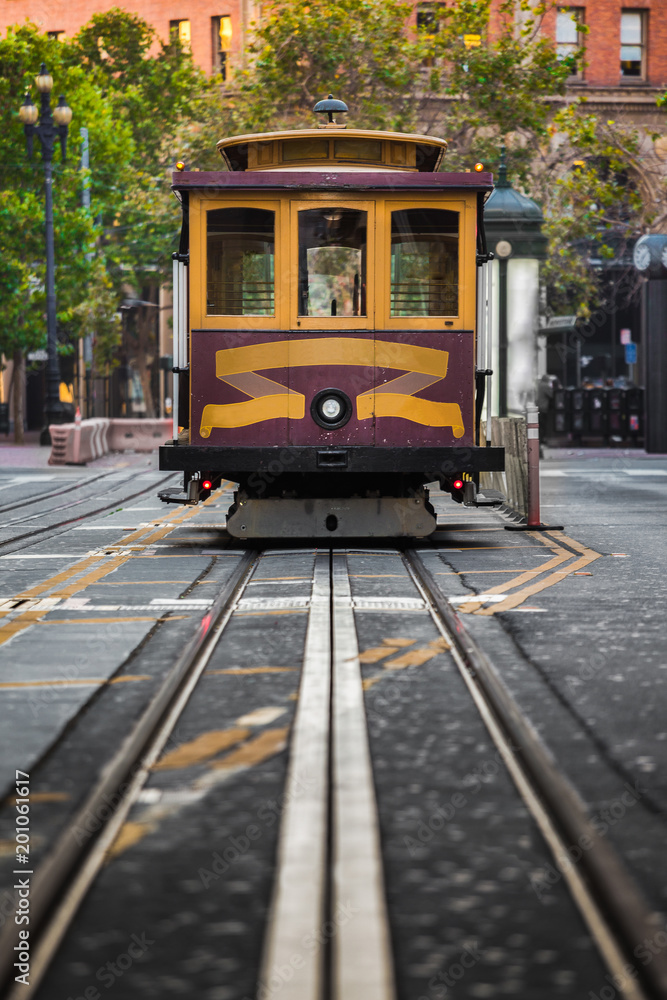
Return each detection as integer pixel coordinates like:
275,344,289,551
556,7,585,79
289,196,376,331
620,9,647,82
212,15,232,78
195,196,285,330
379,199,469,330
169,18,191,49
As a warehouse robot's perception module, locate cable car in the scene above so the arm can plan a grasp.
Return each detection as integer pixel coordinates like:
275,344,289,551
159,96,503,537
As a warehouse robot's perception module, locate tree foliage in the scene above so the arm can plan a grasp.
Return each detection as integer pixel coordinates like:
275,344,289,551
0,12,220,431
231,0,422,133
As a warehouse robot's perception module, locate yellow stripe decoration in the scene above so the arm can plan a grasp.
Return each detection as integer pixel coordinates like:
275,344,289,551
199,338,464,435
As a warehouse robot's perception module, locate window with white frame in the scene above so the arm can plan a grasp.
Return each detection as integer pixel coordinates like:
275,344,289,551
556,7,584,75
620,10,646,79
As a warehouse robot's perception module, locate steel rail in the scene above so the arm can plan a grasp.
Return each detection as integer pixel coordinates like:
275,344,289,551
0,548,258,1000
405,547,667,1000
258,550,395,1000
0,469,118,518
0,471,176,556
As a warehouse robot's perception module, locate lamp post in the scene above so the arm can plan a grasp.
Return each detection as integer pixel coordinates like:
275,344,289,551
18,63,72,445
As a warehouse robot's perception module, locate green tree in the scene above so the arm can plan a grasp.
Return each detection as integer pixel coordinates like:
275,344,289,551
231,0,423,133
0,13,220,434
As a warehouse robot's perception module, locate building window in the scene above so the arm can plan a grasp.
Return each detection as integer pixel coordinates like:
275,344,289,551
47,30,66,40
556,8,584,75
417,4,438,33
212,16,232,79
169,19,191,49
620,11,646,79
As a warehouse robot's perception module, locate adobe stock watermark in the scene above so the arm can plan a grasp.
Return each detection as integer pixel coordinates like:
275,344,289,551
417,942,483,999
198,771,314,888
530,779,643,899
243,900,359,1000
588,924,667,1000
65,931,154,1000
404,744,522,856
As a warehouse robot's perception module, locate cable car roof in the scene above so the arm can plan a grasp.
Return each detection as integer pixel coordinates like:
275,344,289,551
217,128,449,173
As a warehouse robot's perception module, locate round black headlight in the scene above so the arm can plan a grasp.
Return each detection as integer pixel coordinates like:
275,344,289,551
310,388,353,430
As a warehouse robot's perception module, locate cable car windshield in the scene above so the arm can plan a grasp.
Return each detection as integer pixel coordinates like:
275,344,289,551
390,209,459,317
298,208,366,318
207,207,275,315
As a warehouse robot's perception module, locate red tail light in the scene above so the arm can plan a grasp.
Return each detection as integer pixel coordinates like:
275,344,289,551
453,479,464,490
202,480,212,491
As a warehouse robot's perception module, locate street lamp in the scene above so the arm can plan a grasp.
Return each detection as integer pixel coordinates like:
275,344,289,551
18,63,72,444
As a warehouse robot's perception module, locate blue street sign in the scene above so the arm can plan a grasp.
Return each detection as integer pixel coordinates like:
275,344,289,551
625,342,637,364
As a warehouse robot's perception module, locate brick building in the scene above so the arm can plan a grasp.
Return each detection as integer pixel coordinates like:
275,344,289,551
2,1,666,116
0,0,258,81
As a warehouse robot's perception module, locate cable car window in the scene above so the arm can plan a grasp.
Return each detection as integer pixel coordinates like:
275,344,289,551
207,208,274,315
298,208,366,317
390,209,459,317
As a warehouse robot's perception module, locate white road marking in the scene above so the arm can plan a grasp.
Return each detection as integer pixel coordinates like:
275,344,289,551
259,553,331,999
331,554,396,1000
622,470,667,476
236,706,287,726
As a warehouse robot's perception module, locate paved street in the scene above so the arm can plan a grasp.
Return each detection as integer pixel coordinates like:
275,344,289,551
0,448,665,1000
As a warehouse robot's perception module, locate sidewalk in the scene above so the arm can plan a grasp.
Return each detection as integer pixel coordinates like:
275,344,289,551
0,431,158,471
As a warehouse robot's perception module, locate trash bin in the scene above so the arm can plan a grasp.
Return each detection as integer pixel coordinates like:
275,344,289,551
553,388,570,435
571,389,587,439
588,388,608,439
607,388,627,440
626,387,644,442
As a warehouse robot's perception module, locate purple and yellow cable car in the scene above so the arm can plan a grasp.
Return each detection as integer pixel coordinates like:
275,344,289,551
159,96,503,537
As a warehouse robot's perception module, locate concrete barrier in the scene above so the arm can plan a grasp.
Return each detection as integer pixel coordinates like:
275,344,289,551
49,418,169,465
107,419,171,453
480,417,528,519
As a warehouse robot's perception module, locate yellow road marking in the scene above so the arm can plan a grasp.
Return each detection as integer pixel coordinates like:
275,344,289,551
106,821,152,860
153,727,251,770
459,545,572,612
110,675,153,684
473,531,602,615
0,674,153,689
384,637,450,668
93,581,192,585
0,500,218,647
436,569,553,575
362,638,451,688
359,646,401,663
7,792,69,804
207,727,289,771
39,617,162,625
0,678,103,689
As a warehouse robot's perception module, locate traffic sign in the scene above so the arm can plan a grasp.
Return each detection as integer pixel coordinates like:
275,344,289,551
620,328,632,345
625,342,637,364
463,34,481,47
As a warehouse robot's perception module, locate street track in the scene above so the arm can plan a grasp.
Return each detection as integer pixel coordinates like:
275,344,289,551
0,470,176,556
2,537,666,1000
0,470,118,519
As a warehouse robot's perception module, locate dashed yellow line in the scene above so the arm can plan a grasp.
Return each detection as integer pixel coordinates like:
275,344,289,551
153,727,251,770
472,531,602,615
0,498,218,647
